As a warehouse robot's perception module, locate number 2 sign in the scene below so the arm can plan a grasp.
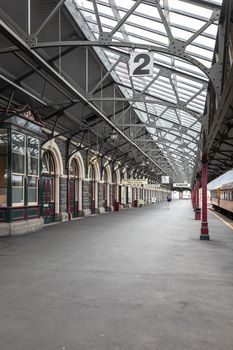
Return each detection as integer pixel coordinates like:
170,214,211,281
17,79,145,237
129,51,154,77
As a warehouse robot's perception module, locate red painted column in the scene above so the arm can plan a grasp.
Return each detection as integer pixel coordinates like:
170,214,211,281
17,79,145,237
195,178,201,220
193,183,196,209
200,158,210,240
191,188,194,207
192,187,195,208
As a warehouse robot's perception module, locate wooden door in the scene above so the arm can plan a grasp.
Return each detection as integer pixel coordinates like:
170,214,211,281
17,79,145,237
112,183,117,205
89,181,95,214
69,178,79,218
42,176,55,224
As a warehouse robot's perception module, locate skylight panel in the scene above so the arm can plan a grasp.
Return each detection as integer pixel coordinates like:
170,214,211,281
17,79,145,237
169,12,206,31
126,14,166,34
100,16,118,28
170,27,193,41
165,134,176,142
76,0,94,11
188,130,198,137
80,10,95,22
124,24,169,46
185,45,213,61
168,0,213,19
127,35,163,47
97,3,114,17
204,23,218,37
148,89,177,103
157,119,174,129
174,59,206,78
192,36,216,50
154,53,172,66
114,0,133,11
136,3,160,19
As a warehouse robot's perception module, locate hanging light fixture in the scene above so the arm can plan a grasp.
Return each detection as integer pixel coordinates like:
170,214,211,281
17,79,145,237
110,129,118,141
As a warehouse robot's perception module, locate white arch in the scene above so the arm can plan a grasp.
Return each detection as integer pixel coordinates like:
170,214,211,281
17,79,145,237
122,168,128,180
42,139,63,176
69,151,85,180
88,157,100,181
114,167,121,185
42,139,63,216
69,151,85,213
103,163,112,183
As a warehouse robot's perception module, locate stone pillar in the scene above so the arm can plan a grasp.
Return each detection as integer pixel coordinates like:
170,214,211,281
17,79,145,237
98,182,105,213
109,184,113,211
200,158,210,240
82,180,91,216
59,176,68,222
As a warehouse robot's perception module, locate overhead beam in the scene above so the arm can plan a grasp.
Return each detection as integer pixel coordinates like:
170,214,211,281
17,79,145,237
0,18,171,178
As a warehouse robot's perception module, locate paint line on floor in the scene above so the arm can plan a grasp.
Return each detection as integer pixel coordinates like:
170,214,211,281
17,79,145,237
208,209,233,231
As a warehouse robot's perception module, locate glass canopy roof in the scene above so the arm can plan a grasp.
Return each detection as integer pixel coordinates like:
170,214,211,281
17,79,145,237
69,0,223,182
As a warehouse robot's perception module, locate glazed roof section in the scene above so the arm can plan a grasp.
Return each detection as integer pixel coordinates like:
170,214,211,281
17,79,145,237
67,0,222,181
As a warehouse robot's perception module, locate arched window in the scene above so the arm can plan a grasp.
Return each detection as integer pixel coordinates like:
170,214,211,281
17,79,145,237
70,158,79,178
103,169,108,183
89,164,96,181
69,158,80,218
42,151,55,175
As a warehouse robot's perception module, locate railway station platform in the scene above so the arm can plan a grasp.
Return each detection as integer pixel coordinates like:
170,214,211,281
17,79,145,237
0,200,233,350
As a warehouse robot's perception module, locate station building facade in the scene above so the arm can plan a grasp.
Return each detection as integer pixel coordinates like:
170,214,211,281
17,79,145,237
0,110,169,236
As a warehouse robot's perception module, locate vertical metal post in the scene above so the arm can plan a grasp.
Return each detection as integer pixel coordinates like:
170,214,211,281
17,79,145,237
195,177,201,220
66,141,71,221
27,0,31,35
39,143,43,219
200,158,210,240
196,180,199,208
85,48,89,93
192,184,196,209
7,129,12,223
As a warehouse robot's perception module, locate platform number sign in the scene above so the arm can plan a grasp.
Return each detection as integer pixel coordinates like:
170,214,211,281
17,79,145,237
129,51,154,77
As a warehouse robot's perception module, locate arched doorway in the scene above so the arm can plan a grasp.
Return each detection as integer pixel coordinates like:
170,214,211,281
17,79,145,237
103,169,108,211
112,172,117,206
42,150,55,224
102,165,111,211
69,158,79,218
112,168,121,210
89,163,96,214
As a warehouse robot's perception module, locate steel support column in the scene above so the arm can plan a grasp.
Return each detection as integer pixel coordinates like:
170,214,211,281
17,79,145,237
200,158,210,240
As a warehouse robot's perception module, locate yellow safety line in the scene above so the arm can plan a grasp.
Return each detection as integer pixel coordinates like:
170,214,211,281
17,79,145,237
208,209,233,230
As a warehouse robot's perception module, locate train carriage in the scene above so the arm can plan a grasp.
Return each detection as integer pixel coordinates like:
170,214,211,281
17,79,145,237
210,181,233,216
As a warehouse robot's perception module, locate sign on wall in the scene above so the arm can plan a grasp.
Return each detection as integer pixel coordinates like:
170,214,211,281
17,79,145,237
122,179,148,186
129,51,154,77
173,183,191,188
161,176,170,184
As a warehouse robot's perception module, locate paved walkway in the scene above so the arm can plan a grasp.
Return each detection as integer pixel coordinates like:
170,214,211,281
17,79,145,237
0,200,233,350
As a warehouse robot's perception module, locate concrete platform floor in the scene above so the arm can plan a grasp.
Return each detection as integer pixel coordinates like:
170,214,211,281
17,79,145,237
0,200,233,350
